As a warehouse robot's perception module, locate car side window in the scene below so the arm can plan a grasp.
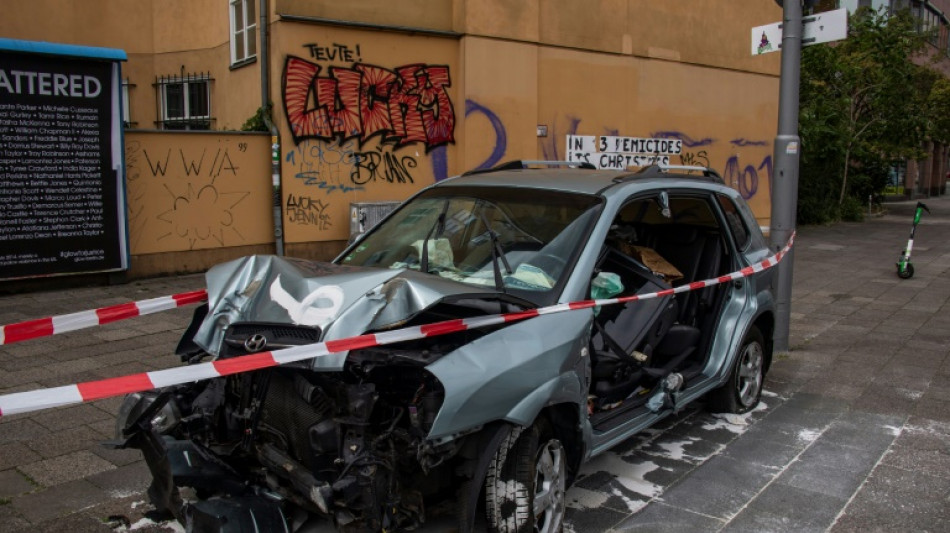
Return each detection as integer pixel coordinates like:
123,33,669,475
717,194,750,250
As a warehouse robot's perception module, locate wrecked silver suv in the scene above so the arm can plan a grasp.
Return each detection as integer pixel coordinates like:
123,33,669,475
113,162,776,532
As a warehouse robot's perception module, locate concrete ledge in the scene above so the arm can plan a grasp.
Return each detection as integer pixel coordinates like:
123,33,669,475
0,241,351,293
128,244,276,279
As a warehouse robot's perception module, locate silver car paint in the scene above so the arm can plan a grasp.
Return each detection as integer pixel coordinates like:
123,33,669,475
426,310,592,439
195,174,775,461
195,255,595,441
196,256,507,368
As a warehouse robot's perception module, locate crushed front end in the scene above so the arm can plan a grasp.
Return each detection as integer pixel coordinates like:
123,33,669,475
110,256,523,532
113,336,485,531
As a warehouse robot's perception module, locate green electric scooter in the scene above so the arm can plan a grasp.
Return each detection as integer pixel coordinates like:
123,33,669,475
896,201,930,279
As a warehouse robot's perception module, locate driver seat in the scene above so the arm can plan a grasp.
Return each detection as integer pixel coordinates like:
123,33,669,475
590,295,704,406
590,298,678,404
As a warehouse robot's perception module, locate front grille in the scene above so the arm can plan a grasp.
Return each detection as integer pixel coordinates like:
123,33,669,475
221,322,321,358
259,372,331,469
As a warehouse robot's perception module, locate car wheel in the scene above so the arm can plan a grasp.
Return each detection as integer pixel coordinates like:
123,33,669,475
708,326,765,414
485,420,566,533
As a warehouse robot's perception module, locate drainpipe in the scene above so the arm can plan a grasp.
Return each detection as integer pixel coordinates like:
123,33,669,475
260,0,284,256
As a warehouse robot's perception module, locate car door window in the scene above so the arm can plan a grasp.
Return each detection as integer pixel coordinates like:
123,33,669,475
716,194,750,250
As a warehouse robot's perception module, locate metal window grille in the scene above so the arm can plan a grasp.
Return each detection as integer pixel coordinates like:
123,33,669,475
155,72,214,130
121,78,136,128
349,202,402,242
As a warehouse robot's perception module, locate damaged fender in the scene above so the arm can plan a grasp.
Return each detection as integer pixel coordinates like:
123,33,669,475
426,310,592,439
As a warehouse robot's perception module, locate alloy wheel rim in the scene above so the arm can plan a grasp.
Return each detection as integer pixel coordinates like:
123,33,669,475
533,439,566,533
736,342,764,407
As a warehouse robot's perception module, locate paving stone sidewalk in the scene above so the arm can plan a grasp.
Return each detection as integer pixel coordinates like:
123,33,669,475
1,197,949,532
564,197,950,532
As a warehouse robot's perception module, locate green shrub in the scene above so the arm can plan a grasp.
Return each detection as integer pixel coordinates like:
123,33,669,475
839,196,866,221
241,104,272,132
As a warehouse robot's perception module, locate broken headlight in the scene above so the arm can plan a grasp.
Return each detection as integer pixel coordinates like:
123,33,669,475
114,391,181,440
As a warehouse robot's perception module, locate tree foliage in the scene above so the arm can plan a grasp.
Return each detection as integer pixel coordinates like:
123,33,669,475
928,77,950,142
798,7,942,223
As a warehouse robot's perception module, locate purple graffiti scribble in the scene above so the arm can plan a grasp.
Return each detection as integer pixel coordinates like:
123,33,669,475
431,145,448,181
724,155,772,200
465,99,507,170
430,100,507,181
604,128,619,136
650,131,715,148
730,138,768,147
759,155,773,197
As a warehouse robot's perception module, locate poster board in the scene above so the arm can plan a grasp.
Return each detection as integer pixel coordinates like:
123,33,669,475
0,39,128,280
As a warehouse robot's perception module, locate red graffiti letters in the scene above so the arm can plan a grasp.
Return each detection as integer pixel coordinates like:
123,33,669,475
282,57,455,150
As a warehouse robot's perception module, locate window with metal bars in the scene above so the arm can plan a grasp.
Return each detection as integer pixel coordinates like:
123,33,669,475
155,73,213,130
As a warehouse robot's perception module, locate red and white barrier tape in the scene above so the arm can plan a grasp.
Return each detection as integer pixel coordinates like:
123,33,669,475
0,234,794,418
0,290,208,346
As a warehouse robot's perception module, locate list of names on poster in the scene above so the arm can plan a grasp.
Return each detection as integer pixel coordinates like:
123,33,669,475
0,102,105,244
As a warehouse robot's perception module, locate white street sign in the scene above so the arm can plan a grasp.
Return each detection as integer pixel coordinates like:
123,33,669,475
752,7,848,55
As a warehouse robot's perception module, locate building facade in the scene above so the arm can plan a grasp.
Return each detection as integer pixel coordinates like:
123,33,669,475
2,1,784,274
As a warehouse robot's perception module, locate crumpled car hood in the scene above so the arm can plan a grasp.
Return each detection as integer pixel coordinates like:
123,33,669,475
194,255,503,366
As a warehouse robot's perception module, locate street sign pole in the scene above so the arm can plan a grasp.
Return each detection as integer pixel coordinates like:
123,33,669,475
770,0,803,353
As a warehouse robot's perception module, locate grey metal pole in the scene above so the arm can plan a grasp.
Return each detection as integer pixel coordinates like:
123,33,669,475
259,0,284,256
770,0,803,353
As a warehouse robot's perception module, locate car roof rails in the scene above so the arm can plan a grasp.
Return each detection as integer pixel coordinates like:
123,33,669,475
461,160,596,176
623,163,724,184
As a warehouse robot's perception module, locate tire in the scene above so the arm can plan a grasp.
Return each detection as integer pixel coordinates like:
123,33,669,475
485,420,566,533
708,327,766,414
898,263,914,279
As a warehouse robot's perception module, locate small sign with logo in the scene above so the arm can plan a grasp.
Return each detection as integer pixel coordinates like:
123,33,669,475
751,8,848,56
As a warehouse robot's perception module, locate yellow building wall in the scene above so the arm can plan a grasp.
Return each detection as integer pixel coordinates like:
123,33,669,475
271,23,460,245
0,0,261,132
124,131,274,255
458,0,540,41
634,61,778,222
528,48,777,225
0,0,155,53
459,37,539,170
418,38,777,229
266,0,782,241
2,0,784,264
150,0,230,54
624,0,781,74
284,0,782,81
147,46,261,131
275,0,456,33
